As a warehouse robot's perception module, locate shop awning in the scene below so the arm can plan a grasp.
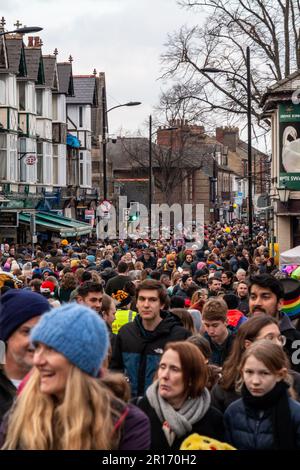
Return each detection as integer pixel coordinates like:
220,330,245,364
19,211,92,237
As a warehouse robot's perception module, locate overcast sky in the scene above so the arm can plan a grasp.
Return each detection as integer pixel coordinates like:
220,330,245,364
1,0,203,136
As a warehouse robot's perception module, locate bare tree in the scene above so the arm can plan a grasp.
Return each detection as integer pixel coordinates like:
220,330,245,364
121,128,217,205
160,0,300,132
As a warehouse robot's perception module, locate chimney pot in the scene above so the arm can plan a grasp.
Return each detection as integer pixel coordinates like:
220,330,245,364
34,36,40,47
28,36,34,47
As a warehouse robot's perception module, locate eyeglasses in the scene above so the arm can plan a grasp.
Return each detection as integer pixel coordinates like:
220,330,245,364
261,333,286,346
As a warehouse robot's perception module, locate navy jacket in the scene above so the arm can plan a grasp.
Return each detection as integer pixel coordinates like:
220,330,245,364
224,397,300,450
109,311,191,396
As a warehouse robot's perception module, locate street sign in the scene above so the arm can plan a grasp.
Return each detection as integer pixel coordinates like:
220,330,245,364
0,212,19,227
85,209,94,220
24,154,37,166
100,200,112,212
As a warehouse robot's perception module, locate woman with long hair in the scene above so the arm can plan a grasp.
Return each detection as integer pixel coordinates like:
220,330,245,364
211,315,300,412
137,341,224,451
0,303,150,450
224,341,300,449
54,272,77,303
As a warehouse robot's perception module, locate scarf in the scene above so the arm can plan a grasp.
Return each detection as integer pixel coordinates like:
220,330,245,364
241,381,296,450
146,380,211,447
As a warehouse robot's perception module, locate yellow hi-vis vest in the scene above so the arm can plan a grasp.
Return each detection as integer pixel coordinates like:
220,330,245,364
112,309,137,335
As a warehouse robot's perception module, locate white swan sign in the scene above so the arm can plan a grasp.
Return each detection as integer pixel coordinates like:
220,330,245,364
279,103,300,189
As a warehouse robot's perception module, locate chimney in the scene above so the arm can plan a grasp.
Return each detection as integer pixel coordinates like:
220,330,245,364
216,126,239,152
34,37,40,47
27,36,34,47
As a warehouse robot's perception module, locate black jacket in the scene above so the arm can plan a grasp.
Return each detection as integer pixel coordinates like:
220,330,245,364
138,395,224,451
0,369,16,422
110,311,191,396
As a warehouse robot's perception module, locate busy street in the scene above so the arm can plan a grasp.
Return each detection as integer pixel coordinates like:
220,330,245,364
1,0,300,458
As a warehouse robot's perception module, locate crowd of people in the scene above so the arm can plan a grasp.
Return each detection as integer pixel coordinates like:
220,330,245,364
0,221,300,450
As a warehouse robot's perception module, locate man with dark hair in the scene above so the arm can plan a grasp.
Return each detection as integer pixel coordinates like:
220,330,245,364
105,261,131,298
110,279,190,396
221,271,234,293
208,277,222,297
236,281,249,315
249,273,300,371
76,281,103,314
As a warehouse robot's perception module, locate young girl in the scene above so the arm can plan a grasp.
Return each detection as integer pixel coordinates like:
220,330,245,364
224,340,300,449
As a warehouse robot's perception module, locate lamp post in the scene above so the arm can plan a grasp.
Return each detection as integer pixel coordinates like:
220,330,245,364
102,99,141,200
200,46,253,240
0,26,43,37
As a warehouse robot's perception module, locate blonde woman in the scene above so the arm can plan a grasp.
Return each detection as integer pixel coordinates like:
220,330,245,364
0,303,150,450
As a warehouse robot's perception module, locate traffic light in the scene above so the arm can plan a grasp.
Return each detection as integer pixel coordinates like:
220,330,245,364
129,213,138,222
128,201,140,222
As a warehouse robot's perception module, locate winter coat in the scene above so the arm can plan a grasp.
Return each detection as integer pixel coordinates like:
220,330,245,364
204,330,235,367
226,309,247,329
109,311,191,396
0,369,16,422
138,395,225,451
0,401,151,450
224,397,300,450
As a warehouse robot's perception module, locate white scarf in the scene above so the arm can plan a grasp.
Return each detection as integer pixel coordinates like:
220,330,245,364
146,380,211,446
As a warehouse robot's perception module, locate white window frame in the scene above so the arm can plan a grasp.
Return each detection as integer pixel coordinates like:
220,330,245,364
8,76,17,108
0,133,7,179
0,76,6,105
44,142,52,185
8,134,18,182
58,144,66,186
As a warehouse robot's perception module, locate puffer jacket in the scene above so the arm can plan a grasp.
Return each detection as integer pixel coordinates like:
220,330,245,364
110,311,191,396
224,397,300,449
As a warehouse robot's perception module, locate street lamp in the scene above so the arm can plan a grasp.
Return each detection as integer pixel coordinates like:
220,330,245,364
277,185,290,206
102,98,141,200
200,47,253,240
0,26,43,37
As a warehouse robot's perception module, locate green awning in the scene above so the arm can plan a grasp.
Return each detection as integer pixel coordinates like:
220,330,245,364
19,211,93,237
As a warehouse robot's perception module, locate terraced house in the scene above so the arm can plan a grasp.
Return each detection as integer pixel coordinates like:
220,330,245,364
0,22,105,242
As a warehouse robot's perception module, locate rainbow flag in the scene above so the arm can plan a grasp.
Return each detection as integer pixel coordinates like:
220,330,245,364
281,296,300,320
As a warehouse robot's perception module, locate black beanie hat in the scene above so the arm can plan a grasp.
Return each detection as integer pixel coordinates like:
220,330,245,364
0,290,50,342
223,293,239,310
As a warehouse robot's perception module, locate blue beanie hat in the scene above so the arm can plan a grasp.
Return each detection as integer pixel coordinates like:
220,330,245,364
30,303,109,377
86,255,96,263
0,290,50,342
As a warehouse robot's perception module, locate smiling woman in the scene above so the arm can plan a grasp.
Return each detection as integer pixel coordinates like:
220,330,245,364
0,303,151,450
137,341,224,451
